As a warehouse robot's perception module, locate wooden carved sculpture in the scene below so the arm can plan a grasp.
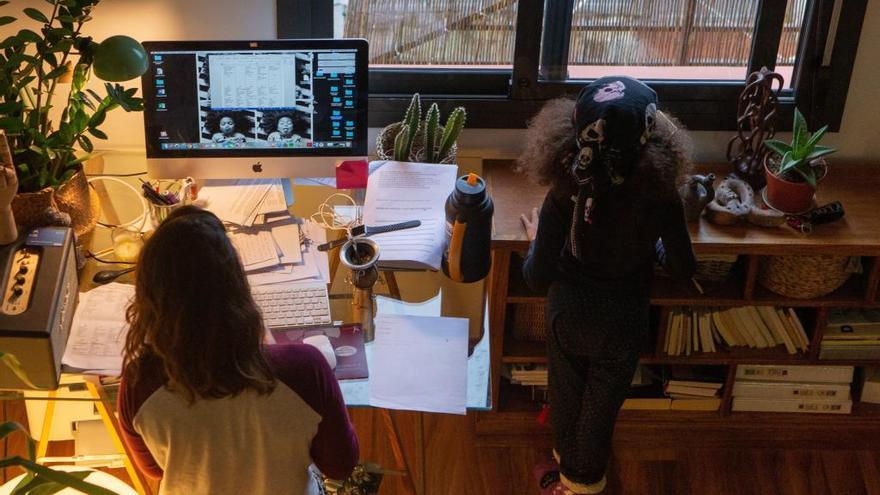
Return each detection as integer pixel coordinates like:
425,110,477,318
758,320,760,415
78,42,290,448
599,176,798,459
727,67,785,190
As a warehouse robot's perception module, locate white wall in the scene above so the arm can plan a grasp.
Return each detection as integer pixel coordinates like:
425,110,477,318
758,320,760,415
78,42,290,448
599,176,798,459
3,0,878,164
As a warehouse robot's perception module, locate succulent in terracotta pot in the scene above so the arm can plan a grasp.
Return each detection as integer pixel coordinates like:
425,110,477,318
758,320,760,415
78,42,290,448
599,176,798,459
762,108,837,214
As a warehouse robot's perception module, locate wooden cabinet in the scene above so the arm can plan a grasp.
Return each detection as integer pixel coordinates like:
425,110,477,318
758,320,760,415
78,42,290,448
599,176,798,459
476,160,880,448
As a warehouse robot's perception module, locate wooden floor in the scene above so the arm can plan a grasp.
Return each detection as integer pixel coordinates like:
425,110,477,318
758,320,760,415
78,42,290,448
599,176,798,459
4,401,880,494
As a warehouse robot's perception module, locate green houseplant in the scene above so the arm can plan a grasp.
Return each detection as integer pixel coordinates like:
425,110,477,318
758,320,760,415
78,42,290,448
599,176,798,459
376,94,466,164
0,0,147,237
762,108,837,213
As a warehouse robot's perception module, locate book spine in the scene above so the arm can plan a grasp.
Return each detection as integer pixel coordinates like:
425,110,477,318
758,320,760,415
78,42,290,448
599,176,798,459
735,365,855,383
732,381,851,400
732,397,852,414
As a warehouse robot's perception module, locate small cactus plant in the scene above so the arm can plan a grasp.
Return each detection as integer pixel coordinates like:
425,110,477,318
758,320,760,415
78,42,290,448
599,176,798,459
386,93,466,163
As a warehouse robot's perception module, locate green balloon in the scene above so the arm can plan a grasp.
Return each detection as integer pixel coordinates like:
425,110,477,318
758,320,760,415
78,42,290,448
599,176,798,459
93,35,148,82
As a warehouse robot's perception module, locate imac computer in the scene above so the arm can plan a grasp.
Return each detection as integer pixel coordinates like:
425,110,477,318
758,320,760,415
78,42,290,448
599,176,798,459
141,39,368,179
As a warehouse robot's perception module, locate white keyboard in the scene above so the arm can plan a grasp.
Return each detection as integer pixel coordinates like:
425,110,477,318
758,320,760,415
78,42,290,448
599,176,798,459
251,282,332,328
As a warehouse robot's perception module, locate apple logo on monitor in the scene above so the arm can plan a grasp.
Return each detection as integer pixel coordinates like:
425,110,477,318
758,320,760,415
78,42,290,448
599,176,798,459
252,161,263,173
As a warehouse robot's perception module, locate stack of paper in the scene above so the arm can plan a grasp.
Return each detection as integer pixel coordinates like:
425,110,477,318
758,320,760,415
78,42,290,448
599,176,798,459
362,161,459,271
196,178,288,227
244,219,330,286
62,283,134,376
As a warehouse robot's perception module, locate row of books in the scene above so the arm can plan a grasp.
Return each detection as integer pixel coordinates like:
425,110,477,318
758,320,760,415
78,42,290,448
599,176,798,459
732,364,854,414
820,308,880,360
664,306,809,356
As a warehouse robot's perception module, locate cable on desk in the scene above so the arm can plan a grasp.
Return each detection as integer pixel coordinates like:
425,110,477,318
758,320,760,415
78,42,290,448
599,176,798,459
310,192,359,239
86,175,149,230
86,250,136,265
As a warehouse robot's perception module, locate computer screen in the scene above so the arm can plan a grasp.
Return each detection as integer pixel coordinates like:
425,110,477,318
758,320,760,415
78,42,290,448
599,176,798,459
142,39,368,179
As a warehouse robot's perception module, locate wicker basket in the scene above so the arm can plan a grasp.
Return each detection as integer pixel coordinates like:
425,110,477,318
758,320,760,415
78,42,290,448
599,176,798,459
758,255,857,299
512,303,547,341
655,254,739,282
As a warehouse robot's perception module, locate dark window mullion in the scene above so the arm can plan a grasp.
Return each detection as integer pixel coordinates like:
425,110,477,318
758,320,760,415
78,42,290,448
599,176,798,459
748,0,789,74
540,0,574,81
510,0,544,99
276,0,333,38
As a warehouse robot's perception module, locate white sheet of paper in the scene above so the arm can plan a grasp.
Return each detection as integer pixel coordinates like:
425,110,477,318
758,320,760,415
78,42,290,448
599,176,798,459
269,218,303,264
197,179,274,226
246,221,328,286
62,283,134,374
258,180,288,215
370,314,468,415
363,161,458,270
376,290,442,317
230,230,280,270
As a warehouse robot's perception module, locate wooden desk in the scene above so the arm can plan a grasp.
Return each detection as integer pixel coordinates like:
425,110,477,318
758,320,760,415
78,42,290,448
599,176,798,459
478,159,880,448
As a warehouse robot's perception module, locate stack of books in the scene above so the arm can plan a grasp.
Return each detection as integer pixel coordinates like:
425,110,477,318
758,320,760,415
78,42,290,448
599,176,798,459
502,363,547,387
664,379,723,411
820,308,880,360
664,306,809,356
732,364,854,414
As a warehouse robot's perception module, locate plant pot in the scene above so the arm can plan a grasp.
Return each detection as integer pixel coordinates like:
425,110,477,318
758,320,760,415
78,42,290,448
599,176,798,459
763,154,825,214
11,168,99,247
376,122,457,164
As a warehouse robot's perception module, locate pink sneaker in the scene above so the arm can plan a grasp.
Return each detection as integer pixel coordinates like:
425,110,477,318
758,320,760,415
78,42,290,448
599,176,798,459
534,459,573,495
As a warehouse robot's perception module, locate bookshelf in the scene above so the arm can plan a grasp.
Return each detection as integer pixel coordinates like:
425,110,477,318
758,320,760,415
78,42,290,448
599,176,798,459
476,160,880,448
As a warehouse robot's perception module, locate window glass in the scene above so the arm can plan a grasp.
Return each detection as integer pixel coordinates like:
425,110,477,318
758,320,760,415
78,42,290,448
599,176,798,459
777,0,809,87
566,0,761,81
336,0,518,68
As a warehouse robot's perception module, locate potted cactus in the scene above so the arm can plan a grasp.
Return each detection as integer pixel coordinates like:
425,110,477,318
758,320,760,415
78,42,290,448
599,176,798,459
762,108,837,213
376,94,465,164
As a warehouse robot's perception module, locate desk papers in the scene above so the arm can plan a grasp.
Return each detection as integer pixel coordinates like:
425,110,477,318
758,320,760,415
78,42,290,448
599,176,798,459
370,314,469,415
62,283,134,376
363,161,458,270
245,220,329,286
197,178,287,227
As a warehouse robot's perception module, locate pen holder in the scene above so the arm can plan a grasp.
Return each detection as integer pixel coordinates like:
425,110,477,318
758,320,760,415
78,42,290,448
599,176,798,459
148,201,184,228
145,179,190,228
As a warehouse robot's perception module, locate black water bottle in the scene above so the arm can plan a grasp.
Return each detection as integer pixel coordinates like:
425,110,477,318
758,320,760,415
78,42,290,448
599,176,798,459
442,173,494,283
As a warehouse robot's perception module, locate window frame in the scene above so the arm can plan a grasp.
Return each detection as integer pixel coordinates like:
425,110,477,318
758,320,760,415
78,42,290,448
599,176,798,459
277,0,867,132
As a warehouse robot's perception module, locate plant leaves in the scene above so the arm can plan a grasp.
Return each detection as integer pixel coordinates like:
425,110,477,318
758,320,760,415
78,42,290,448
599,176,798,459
762,139,791,156
16,29,41,44
88,127,107,140
8,458,117,495
791,107,807,152
77,134,92,152
0,16,15,27
805,146,836,161
43,64,69,81
23,7,49,24
0,116,26,131
804,125,828,150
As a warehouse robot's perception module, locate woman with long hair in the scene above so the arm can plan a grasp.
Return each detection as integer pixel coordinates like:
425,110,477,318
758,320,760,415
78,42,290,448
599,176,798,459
118,206,358,494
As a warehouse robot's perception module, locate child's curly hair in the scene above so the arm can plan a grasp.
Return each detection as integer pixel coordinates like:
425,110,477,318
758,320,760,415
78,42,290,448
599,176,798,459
260,111,309,135
516,97,692,202
204,110,251,134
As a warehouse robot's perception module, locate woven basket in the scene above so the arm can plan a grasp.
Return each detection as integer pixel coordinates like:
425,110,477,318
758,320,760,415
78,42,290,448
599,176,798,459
512,303,547,341
655,254,739,282
758,255,856,299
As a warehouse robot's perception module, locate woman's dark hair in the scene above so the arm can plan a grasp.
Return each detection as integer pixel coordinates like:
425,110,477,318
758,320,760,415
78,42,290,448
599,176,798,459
122,206,275,402
516,97,692,202
204,110,251,134
260,111,308,135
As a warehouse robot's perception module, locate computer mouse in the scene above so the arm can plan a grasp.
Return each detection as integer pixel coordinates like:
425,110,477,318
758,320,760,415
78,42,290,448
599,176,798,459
303,334,337,370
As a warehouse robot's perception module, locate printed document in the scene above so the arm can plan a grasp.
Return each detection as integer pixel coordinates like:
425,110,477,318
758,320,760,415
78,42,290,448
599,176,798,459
369,314,469,414
363,161,458,270
62,283,134,375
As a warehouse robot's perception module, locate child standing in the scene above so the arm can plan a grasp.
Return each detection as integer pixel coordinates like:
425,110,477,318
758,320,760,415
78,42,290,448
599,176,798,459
519,77,696,494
